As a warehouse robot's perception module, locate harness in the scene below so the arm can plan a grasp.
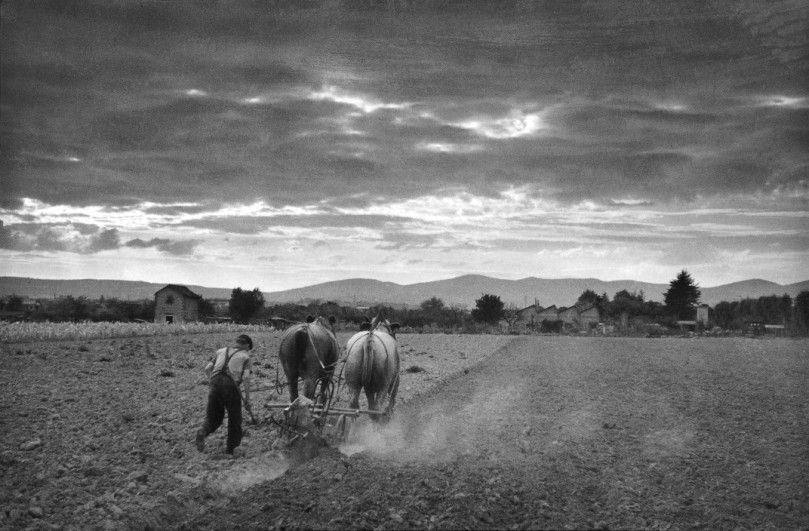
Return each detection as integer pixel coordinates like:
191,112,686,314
305,323,340,372
210,347,246,383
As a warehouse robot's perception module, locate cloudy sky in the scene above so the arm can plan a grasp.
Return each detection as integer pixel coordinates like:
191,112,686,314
1,0,807,292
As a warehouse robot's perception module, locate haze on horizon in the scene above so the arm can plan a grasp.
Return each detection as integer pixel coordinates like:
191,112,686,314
1,1,807,292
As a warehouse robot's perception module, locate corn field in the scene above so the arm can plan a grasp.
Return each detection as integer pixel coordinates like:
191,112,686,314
0,321,272,343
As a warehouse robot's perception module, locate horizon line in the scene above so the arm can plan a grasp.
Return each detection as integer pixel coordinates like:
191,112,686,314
2,273,806,292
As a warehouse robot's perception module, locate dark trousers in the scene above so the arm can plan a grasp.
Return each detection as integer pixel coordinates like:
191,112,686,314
201,374,242,453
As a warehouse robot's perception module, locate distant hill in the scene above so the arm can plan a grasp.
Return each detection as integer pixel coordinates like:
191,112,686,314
263,275,809,308
2,275,806,309
263,275,670,309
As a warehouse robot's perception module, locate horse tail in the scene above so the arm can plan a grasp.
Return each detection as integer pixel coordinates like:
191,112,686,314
361,333,374,389
294,326,308,364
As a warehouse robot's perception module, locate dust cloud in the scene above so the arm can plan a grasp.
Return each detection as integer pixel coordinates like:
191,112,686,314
208,453,289,494
339,381,528,462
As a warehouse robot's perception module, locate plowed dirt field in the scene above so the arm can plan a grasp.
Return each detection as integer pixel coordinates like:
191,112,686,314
2,334,808,530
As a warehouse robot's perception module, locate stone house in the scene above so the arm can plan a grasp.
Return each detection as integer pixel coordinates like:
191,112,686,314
536,305,559,322
577,305,601,329
515,302,601,333
154,285,202,324
558,306,577,326
513,305,562,333
515,304,542,331
22,299,41,312
558,303,602,331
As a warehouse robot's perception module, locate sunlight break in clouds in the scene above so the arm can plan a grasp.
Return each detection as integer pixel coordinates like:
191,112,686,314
308,86,411,114
337,188,553,226
451,111,546,139
754,95,809,108
7,199,327,230
416,142,482,154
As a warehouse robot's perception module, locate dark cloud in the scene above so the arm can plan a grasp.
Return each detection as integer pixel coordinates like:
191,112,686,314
88,228,121,252
125,238,199,256
1,0,806,210
0,221,124,253
35,228,67,252
0,220,32,251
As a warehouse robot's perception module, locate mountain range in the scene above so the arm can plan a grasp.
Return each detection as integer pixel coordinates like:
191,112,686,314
2,275,807,309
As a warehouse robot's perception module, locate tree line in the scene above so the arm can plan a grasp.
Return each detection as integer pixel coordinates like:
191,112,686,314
0,295,155,323
3,270,808,334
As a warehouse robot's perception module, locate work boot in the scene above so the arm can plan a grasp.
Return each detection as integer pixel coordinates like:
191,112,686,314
195,429,206,452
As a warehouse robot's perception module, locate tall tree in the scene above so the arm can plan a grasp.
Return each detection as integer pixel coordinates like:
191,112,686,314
229,287,265,324
664,270,701,320
577,289,609,317
712,301,735,329
612,290,644,320
420,297,446,326
4,294,24,312
471,294,504,325
577,289,600,305
198,298,216,318
420,296,445,314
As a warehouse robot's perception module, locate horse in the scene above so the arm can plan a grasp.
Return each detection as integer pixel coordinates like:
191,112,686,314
278,315,340,405
343,313,400,422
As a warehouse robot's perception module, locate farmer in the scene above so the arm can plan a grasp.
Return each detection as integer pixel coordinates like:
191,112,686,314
195,334,254,455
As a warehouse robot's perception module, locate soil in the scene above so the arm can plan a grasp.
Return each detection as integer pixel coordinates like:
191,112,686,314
2,333,808,530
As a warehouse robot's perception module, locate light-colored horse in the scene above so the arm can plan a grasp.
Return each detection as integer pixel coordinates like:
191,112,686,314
343,313,400,421
279,315,340,404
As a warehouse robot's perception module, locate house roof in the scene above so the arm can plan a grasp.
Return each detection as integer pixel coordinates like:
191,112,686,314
155,284,202,299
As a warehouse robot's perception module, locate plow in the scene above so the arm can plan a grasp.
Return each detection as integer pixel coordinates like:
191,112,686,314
264,398,386,449
250,368,390,453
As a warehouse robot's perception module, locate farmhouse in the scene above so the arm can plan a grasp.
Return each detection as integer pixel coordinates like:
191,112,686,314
154,285,202,324
536,305,559,322
559,303,601,331
558,306,577,324
22,299,41,312
577,305,601,329
515,302,601,333
515,304,542,331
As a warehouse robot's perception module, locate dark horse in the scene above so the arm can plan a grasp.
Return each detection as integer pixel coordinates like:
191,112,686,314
343,313,400,421
279,315,340,404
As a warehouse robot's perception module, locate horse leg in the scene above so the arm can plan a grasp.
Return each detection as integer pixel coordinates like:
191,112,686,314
386,375,400,419
347,387,361,410
302,377,318,400
341,387,362,444
288,375,299,403
365,389,380,422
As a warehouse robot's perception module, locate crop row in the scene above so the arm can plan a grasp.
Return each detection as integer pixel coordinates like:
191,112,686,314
0,321,271,343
